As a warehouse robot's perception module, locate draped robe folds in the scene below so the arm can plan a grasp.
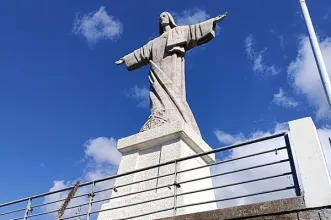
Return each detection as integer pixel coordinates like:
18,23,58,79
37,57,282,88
122,18,216,136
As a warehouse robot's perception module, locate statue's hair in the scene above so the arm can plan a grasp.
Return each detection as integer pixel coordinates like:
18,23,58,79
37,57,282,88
159,12,177,35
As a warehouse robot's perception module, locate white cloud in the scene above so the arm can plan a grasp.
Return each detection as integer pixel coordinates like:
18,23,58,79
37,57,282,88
124,85,149,108
212,122,331,208
245,35,254,59
214,122,287,145
84,137,121,165
175,8,210,25
288,37,331,119
213,130,245,145
73,6,123,46
245,35,281,75
273,88,299,108
43,137,121,218
274,122,289,132
253,53,280,75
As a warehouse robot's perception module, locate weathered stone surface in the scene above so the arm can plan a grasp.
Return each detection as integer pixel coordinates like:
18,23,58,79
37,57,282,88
298,210,320,220
158,197,305,220
115,11,227,135
157,197,331,220
245,214,298,220
320,209,331,219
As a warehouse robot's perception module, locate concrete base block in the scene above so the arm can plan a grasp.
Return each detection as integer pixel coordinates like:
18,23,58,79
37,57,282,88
97,121,217,220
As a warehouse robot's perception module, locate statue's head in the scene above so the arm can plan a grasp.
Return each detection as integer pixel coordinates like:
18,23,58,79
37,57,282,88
159,12,177,35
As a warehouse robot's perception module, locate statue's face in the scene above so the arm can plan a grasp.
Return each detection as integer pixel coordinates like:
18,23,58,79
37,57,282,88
160,12,170,27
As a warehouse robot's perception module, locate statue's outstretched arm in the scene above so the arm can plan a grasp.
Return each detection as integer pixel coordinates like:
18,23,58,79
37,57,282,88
115,36,154,68
214,11,228,24
115,58,124,65
114,40,153,70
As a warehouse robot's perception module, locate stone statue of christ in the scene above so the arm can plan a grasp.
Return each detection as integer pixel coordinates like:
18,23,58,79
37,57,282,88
116,11,227,136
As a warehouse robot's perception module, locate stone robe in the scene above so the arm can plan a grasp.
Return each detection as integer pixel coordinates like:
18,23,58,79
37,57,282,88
123,19,216,136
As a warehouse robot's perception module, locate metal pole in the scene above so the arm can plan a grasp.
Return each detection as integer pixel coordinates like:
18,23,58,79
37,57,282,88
23,198,32,220
299,0,331,109
86,182,95,220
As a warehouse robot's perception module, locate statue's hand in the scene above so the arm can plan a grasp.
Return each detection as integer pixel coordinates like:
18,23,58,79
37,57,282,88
214,11,228,23
115,58,124,65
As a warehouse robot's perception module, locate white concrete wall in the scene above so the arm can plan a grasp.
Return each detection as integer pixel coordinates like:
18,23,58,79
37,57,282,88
289,117,331,208
177,139,217,215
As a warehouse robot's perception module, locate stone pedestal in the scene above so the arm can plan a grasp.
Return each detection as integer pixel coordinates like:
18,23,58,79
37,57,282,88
98,121,217,220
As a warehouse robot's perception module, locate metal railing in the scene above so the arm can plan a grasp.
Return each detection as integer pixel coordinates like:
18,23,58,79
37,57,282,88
0,132,301,220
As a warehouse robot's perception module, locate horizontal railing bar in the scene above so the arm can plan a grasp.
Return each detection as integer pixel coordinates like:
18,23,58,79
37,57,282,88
0,186,94,208
8,216,24,220
31,192,90,209
90,150,288,206
0,132,286,208
90,194,174,215
175,132,286,164
93,184,173,204
0,199,29,209
8,178,295,220
89,196,111,205
177,172,293,197
91,173,292,217
89,134,286,190
27,209,59,218
178,159,290,185
93,187,113,194
177,147,287,174
31,198,65,208
29,167,187,211
64,202,89,211
176,186,295,209
71,192,90,200
11,180,294,219
94,172,175,195
0,207,26,216
1,189,90,209
28,201,89,218
114,172,175,190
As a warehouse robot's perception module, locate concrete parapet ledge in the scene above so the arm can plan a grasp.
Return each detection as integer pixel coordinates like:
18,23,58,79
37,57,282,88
158,197,307,220
117,120,215,164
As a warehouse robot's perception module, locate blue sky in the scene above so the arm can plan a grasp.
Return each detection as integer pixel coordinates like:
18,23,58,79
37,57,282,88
1,0,331,212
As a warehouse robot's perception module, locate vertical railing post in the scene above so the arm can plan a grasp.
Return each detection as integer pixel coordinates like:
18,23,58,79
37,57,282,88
23,198,32,220
86,182,95,220
284,134,301,196
173,160,178,216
